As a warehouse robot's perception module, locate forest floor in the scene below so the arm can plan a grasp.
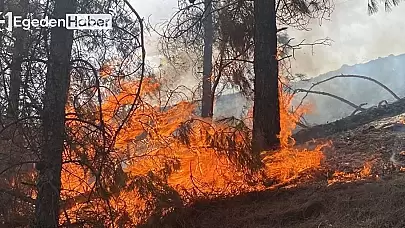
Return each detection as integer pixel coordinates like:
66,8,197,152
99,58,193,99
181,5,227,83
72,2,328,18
150,113,405,228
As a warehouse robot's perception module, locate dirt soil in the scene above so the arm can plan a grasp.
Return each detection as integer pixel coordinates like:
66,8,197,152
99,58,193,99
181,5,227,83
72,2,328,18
146,114,405,228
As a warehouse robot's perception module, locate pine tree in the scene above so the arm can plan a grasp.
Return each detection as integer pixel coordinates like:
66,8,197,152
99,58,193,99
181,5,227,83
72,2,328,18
368,0,403,14
35,0,76,226
252,0,280,153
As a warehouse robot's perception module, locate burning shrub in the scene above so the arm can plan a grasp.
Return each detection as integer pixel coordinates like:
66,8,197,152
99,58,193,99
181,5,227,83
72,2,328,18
58,76,325,226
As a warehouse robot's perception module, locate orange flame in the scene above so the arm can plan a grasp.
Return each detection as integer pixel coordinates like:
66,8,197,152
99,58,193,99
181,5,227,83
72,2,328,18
59,74,325,226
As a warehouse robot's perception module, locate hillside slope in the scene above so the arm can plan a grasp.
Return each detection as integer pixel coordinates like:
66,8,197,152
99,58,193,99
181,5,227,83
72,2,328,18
146,112,405,228
293,53,405,125
156,175,405,228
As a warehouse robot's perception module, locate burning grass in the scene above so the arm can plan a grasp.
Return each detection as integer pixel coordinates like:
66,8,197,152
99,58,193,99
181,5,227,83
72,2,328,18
260,85,325,187
2,73,384,227
327,161,374,186
58,78,330,226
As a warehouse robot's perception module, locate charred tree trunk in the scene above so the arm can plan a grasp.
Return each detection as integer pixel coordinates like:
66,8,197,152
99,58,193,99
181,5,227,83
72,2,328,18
201,0,213,118
6,0,29,121
252,0,280,153
34,0,75,226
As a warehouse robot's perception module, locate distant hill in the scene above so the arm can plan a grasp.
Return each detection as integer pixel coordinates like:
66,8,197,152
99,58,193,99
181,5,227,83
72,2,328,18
214,53,405,125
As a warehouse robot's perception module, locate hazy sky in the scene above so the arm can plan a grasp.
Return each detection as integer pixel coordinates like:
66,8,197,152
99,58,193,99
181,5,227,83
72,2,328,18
130,0,405,77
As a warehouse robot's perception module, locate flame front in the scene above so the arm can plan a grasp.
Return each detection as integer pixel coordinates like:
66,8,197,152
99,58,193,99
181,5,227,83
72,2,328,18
58,75,327,226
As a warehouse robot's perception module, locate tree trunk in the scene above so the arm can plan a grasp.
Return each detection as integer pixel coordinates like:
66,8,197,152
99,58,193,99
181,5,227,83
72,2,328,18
252,0,280,154
34,0,76,226
0,0,4,42
6,0,29,121
201,0,213,118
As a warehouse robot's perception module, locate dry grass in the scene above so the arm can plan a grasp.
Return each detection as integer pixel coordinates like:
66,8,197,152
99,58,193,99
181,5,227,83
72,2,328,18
146,174,405,228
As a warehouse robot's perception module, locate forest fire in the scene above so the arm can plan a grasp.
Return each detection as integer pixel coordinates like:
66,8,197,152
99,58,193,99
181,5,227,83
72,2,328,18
1,0,404,227
58,78,329,226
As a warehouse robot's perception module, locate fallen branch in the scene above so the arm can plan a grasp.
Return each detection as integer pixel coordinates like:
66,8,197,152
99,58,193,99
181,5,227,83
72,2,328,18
312,74,400,101
350,103,368,116
295,89,366,111
294,74,400,112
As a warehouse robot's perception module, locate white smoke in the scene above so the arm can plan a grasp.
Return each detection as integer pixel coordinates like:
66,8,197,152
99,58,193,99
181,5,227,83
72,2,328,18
133,0,405,125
